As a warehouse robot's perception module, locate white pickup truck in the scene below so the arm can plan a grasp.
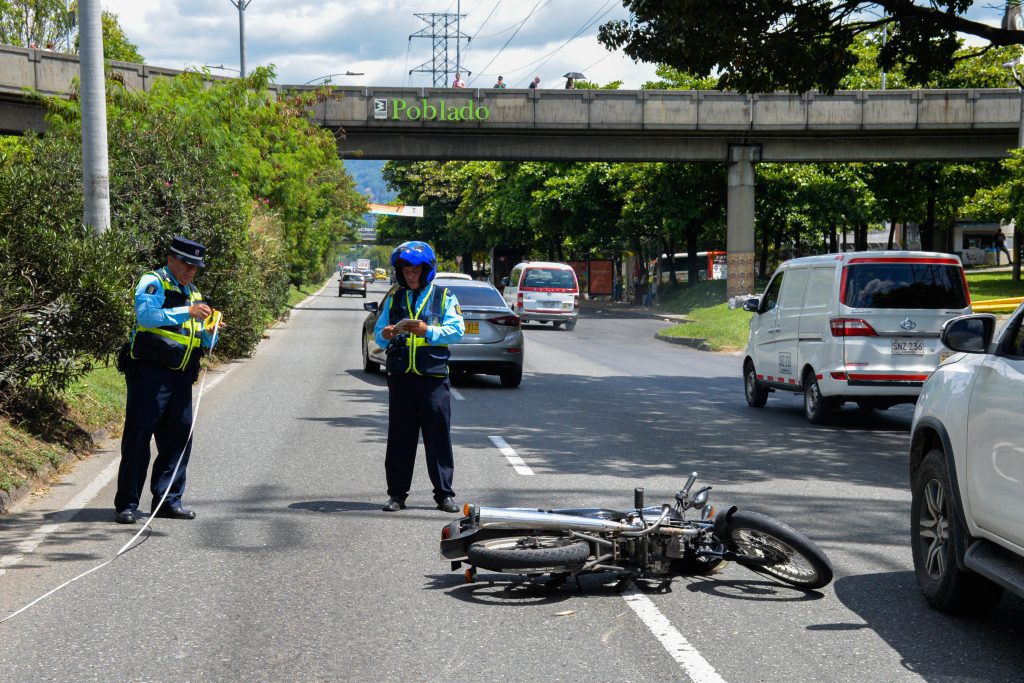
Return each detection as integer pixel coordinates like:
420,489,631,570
909,304,1024,614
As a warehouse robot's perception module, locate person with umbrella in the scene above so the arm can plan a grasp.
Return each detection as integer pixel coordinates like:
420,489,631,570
564,71,585,89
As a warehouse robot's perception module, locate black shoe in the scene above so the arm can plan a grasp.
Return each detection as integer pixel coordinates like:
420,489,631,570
382,498,406,512
114,509,136,524
152,506,197,520
436,497,459,513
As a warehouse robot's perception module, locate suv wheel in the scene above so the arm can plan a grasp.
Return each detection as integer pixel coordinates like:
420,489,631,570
911,448,1003,614
744,360,768,408
802,370,833,424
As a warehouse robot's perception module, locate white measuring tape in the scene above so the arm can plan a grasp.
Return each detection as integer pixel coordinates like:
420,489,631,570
0,315,222,625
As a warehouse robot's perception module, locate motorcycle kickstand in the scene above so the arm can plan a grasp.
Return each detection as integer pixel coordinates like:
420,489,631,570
613,573,635,593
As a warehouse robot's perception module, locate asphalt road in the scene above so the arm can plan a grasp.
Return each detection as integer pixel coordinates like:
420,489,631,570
1,278,1021,682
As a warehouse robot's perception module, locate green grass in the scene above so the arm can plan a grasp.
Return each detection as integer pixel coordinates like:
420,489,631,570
655,280,754,351
653,271,1024,353
965,271,1024,301
0,420,67,492
286,279,330,308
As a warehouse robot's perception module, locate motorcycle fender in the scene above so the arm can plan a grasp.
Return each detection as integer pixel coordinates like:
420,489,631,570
440,520,480,560
713,506,739,540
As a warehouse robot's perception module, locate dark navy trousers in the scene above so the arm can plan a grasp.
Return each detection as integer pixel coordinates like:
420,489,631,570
385,373,455,503
115,361,195,513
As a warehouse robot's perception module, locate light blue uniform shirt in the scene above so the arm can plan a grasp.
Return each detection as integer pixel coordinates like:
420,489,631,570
374,283,465,350
134,267,215,348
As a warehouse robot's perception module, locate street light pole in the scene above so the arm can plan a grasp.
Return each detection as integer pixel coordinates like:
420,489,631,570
79,0,109,235
229,0,251,77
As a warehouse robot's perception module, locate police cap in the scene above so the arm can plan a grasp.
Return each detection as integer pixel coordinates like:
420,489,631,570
170,235,207,268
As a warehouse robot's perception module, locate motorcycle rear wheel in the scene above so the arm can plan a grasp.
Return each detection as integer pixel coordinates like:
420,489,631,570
722,511,833,590
467,536,590,572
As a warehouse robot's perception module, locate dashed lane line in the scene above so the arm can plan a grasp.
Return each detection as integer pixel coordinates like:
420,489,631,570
450,387,465,401
488,435,534,476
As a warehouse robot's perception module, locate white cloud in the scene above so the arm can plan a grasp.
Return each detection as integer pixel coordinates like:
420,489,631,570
101,0,659,88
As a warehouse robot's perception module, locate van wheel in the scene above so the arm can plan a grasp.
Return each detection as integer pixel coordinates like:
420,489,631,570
803,371,833,424
744,361,768,408
564,319,577,331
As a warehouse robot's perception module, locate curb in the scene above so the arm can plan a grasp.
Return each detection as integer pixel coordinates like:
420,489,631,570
655,332,712,352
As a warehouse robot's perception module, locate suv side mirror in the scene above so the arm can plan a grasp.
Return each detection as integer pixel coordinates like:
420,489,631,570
363,301,379,313
941,314,996,354
742,298,760,312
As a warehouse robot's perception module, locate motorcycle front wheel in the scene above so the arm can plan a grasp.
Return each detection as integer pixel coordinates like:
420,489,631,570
722,511,833,590
467,536,590,572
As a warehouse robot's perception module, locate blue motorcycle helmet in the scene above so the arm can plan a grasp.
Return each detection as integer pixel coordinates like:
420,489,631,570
390,241,437,288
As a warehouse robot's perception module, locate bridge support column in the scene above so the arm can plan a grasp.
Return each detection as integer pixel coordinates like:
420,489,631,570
726,144,760,299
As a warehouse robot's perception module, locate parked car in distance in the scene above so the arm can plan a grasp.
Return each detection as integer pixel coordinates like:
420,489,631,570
339,272,367,298
741,251,971,423
909,304,1024,614
361,277,525,387
501,261,580,330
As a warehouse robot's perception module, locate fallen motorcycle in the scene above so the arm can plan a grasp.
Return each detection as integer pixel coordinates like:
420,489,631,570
440,472,833,590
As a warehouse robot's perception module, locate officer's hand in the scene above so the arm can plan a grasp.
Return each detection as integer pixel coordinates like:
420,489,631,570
382,325,395,341
189,303,212,320
407,320,428,336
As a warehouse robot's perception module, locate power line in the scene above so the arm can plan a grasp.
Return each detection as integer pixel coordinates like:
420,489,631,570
463,0,502,61
511,0,618,87
467,0,550,86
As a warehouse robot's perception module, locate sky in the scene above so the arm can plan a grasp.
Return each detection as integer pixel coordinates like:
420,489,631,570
98,0,665,89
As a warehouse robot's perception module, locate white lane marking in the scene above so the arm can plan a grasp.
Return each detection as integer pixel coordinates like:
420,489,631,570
292,279,332,310
622,586,727,683
0,458,121,573
488,435,534,476
450,387,465,401
0,361,235,577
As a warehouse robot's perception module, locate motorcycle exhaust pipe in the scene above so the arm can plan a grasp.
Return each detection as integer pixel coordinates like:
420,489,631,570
476,507,634,533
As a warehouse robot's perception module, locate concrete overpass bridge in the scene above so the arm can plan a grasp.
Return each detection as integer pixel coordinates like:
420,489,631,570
2,43,1020,294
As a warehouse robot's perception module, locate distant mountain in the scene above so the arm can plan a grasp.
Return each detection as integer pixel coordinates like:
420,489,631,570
343,159,397,203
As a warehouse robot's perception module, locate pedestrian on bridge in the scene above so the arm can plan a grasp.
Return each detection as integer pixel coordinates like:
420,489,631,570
528,76,541,89
375,241,465,513
113,236,223,524
452,72,466,88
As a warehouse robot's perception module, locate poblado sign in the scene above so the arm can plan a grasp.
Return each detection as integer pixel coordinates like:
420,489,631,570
374,98,490,122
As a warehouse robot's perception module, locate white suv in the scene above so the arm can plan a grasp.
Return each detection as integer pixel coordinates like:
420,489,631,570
909,304,1024,614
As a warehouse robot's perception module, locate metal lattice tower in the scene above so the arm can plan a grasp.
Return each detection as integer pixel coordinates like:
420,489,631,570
409,12,470,87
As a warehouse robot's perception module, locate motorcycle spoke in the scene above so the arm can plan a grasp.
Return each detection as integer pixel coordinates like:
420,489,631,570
731,529,818,581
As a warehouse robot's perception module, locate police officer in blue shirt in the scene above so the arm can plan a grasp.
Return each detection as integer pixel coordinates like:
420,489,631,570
114,236,223,524
374,241,465,513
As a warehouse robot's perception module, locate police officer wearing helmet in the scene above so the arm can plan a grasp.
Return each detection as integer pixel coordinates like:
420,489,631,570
374,241,465,513
114,236,224,524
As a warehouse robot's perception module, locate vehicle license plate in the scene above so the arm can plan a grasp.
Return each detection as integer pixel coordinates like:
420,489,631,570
465,321,479,334
891,339,924,355
541,300,558,308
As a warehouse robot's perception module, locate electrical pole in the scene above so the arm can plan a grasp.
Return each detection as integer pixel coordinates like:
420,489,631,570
78,0,109,235
229,0,252,77
409,11,470,86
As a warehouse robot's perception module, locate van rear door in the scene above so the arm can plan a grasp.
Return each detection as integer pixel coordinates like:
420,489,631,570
838,256,971,385
519,267,578,314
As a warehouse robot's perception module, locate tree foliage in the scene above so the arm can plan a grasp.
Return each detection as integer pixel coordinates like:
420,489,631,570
599,1,1024,94
1,66,365,405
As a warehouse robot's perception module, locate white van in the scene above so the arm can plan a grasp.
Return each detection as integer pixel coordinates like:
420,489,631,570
742,251,971,423
502,261,580,330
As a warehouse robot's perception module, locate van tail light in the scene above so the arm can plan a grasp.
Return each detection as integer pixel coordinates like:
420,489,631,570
829,318,877,337
830,371,847,381
489,314,521,328
516,292,523,309
573,295,579,309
